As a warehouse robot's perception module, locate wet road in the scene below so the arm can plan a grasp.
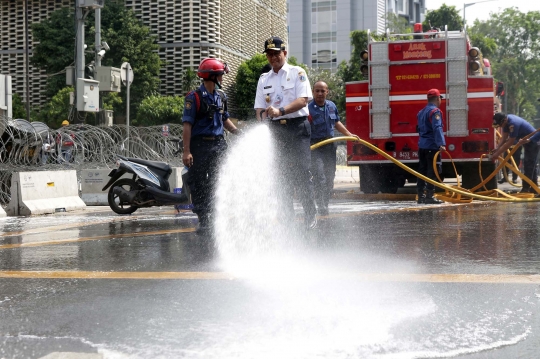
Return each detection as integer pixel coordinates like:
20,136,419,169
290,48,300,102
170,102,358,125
1,199,540,359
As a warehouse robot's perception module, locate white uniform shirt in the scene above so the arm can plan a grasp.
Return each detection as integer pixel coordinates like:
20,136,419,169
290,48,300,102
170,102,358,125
254,62,312,119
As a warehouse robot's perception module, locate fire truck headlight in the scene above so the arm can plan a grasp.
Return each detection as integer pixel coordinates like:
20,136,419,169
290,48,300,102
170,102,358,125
448,144,455,151
360,50,369,61
469,61,481,72
468,47,480,58
360,64,369,77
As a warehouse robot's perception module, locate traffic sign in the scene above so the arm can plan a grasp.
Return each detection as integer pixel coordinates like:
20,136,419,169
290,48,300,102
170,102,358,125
120,62,134,85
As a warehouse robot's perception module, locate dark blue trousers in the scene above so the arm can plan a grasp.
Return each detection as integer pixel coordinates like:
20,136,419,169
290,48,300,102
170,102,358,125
311,140,336,209
269,118,316,220
187,136,227,221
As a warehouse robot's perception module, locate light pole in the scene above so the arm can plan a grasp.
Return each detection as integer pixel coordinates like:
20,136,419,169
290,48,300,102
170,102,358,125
463,0,498,26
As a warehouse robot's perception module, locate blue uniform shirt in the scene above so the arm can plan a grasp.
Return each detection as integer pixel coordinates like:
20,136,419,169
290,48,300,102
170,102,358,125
503,114,535,140
308,100,340,139
182,84,229,137
417,103,446,150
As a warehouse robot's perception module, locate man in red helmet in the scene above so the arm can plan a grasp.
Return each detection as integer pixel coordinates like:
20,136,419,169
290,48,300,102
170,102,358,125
182,58,240,234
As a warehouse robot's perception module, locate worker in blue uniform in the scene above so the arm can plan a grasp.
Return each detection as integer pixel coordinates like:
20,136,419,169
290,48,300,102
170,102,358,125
182,58,240,233
416,88,446,204
491,112,539,193
308,80,358,215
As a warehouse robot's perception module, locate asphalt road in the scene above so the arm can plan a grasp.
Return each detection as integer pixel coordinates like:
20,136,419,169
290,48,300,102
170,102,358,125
1,193,539,359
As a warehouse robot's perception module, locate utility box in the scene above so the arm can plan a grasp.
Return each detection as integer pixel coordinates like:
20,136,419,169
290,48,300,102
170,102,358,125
76,78,99,112
65,66,74,86
95,66,121,92
100,109,113,126
78,0,104,9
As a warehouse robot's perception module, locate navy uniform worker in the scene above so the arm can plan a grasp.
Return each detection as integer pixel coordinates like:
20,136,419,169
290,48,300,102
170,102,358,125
416,89,446,204
309,80,358,216
182,58,240,233
254,36,317,230
490,113,539,193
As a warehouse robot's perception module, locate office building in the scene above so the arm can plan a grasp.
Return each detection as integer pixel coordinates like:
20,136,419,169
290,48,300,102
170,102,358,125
287,0,425,71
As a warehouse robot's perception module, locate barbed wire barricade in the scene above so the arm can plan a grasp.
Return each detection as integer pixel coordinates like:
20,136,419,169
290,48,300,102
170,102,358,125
0,115,185,208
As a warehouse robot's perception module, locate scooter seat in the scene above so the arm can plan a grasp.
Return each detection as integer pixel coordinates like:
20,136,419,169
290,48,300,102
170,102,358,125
122,156,171,173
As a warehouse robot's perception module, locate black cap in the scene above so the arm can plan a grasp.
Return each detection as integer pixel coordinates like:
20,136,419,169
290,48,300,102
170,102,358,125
263,36,286,53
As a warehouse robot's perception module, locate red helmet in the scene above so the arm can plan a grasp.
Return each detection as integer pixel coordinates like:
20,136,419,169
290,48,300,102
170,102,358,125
197,58,230,79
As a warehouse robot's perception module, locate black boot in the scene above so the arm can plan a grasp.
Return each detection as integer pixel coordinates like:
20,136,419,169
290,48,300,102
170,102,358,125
196,214,212,234
417,193,426,204
424,191,443,204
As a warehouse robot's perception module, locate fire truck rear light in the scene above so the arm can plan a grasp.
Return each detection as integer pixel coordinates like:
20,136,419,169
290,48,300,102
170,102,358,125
448,144,455,151
462,141,489,153
353,143,377,156
393,45,402,51
385,142,396,151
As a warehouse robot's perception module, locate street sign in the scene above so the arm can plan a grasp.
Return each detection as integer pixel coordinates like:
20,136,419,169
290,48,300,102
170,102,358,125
120,62,134,86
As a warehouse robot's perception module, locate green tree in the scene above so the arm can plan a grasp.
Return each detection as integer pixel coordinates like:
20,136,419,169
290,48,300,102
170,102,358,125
386,12,412,34
135,95,184,126
30,7,75,98
11,94,28,119
35,87,74,128
423,4,463,31
181,68,200,96
471,8,540,118
31,3,162,118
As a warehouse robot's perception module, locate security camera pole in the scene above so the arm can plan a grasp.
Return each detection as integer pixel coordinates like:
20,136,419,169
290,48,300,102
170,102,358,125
95,6,102,123
75,4,87,114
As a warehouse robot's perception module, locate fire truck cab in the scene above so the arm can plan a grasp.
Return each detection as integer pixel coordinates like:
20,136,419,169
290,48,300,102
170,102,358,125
346,26,497,193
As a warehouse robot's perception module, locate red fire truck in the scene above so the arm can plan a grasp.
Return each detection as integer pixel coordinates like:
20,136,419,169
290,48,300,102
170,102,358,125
346,26,497,193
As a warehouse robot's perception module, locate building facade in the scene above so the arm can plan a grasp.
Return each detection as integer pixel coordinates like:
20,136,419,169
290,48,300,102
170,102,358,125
0,0,287,116
287,0,425,71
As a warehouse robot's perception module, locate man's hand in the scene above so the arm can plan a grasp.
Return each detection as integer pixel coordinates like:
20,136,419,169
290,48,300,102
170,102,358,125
265,106,280,118
439,146,446,152
183,152,193,167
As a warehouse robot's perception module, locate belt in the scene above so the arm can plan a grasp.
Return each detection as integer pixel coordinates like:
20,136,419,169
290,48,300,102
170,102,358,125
195,135,223,141
269,116,306,125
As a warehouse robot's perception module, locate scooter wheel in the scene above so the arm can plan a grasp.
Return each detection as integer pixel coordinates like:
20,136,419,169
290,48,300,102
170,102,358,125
108,178,139,215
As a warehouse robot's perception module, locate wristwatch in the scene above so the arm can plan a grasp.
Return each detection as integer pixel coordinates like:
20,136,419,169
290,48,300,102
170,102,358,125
279,107,286,116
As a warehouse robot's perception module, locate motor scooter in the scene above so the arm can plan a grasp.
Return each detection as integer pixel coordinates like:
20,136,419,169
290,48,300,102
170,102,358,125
102,154,190,215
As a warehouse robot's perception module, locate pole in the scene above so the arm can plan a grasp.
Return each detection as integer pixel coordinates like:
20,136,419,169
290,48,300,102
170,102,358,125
95,7,102,124
126,63,131,154
24,0,30,121
75,5,86,122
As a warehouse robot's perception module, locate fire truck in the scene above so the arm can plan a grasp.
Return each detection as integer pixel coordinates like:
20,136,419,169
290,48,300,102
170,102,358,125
346,25,497,193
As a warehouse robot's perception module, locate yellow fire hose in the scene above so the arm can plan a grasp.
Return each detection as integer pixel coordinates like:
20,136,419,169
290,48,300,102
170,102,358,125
310,134,540,203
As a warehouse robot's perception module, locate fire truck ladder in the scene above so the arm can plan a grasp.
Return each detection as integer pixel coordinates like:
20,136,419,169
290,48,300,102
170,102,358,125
369,29,391,139
445,27,469,137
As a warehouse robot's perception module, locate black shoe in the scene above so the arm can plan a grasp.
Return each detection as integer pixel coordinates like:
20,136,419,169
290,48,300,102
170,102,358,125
318,207,329,216
424,197,443,204
305,213,317,230
498,178,506,184
417,196,425,204
512,179,518,184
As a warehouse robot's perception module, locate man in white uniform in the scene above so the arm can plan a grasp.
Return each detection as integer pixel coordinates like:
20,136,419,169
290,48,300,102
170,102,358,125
254,36,317,230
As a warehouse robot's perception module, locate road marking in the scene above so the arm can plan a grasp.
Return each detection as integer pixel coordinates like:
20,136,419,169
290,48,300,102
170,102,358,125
0,228,195,250
0,271,539,283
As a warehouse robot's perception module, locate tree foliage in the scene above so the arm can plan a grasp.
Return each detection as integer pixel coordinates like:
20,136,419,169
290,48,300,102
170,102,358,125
31,2,162,119
34,87,74,128
135,95,184,126
423,4,463,31
181,68,200,96
11,94,28,119
471,8,540,118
